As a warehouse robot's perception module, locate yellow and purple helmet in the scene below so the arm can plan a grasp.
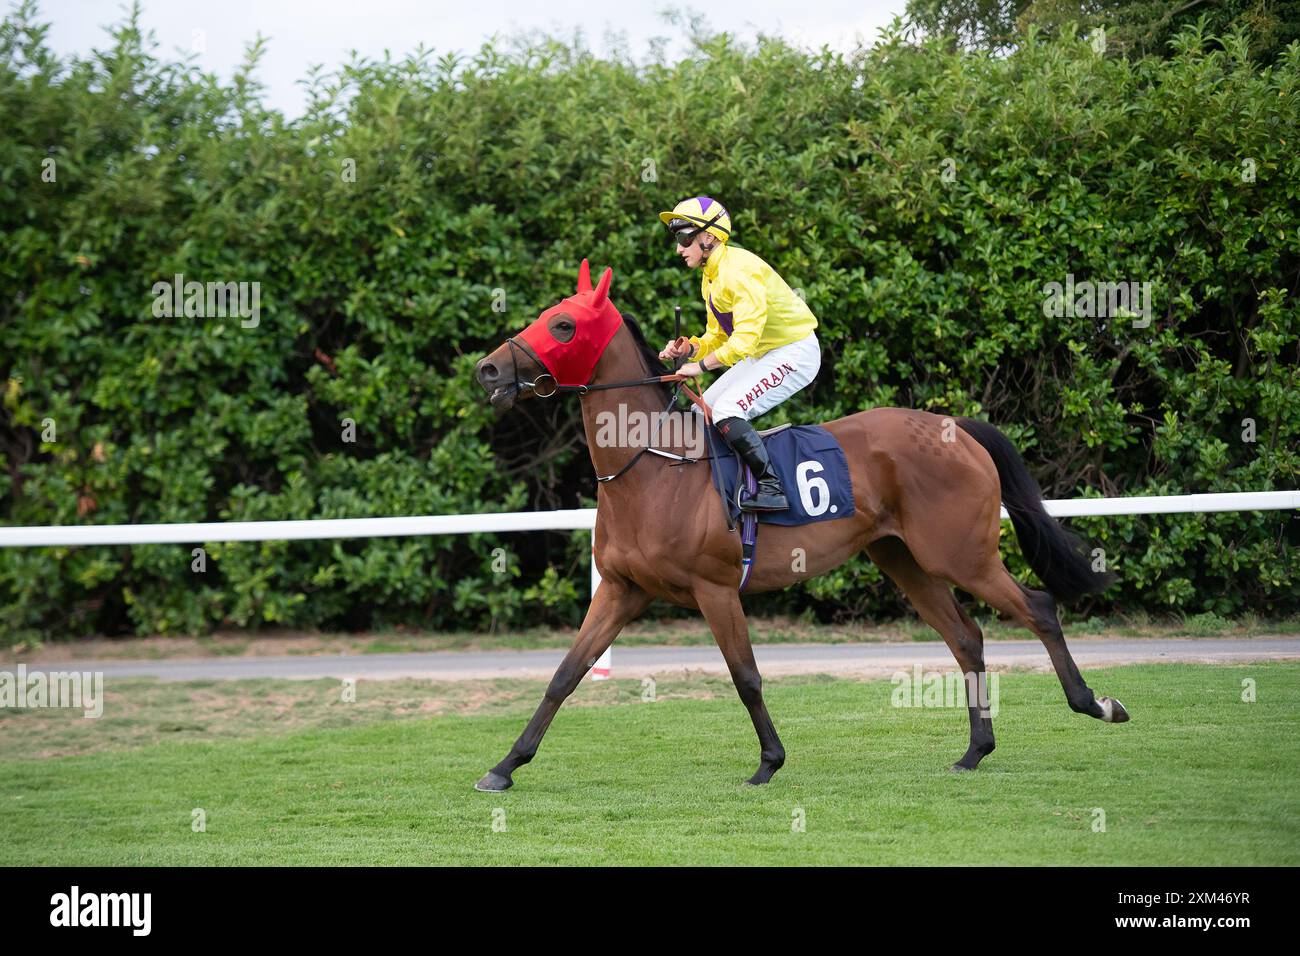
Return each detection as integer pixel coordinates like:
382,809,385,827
658,196,732,244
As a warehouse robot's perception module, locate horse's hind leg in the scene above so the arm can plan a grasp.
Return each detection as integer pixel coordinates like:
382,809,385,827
956,562,1129,724
475,576,652,792
695,584,786,785
866,536,996,771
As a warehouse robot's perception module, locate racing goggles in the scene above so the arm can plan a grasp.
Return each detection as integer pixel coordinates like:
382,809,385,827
668,209,725,246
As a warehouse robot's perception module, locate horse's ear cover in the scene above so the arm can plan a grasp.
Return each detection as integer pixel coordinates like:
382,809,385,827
516,259,624,387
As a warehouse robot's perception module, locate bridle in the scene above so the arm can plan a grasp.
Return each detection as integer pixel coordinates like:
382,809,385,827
504,333,687,398
502,317,715,483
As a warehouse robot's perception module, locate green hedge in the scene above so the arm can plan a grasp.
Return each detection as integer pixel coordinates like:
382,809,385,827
1,4,1296,640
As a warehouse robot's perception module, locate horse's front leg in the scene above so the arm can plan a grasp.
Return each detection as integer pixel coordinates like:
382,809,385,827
475,576,651,792
695,584,786,785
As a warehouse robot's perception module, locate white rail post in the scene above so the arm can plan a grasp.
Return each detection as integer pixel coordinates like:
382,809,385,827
589,534,611,680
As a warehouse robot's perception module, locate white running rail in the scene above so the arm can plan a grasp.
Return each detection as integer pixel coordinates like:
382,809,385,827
2,490,1296,679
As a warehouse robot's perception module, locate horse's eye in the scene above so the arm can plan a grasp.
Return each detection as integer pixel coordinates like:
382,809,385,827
549,314,576,343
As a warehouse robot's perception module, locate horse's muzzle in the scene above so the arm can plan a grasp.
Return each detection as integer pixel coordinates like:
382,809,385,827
475,357,518,410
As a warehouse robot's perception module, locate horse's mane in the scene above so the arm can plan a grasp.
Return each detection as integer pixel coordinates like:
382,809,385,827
620,313,673,401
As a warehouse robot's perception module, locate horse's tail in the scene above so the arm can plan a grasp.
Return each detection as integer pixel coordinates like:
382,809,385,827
955,417,1116,604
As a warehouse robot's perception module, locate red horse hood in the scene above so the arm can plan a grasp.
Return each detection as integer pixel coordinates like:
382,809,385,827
516,259,622,387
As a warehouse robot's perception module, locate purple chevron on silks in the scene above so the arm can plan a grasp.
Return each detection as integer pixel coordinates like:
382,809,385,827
708,294,734,335
696,196,714,213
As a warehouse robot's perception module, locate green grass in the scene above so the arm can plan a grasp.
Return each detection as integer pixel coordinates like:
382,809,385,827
1,663,1297,865
0,672,738,760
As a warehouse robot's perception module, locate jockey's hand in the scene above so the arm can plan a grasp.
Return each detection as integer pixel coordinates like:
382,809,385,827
676,361,705,378
658,337,693,362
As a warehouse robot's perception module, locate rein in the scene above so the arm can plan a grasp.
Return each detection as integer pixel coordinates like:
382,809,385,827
506,336,695,397
504,320,714,484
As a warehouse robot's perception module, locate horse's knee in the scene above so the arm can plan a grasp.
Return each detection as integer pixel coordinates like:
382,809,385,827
955,639,985,670
545,664,583,702
732,669,763,704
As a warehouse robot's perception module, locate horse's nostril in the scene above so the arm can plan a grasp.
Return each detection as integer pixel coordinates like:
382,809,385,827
479,361,498,382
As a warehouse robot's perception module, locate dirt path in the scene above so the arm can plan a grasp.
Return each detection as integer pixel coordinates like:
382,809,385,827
15,636,1300,682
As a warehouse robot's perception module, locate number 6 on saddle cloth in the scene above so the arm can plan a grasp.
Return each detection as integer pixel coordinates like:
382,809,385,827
705,422,856,591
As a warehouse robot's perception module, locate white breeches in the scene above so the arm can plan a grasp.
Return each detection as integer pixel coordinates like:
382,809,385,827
694,331,821,422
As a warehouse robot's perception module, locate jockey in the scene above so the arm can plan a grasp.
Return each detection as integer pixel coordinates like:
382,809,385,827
657,196,821,512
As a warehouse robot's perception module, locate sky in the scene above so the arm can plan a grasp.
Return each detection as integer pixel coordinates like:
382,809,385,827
34,0,913,117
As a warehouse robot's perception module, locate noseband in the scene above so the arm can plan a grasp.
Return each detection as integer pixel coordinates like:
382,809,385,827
505,334,559,398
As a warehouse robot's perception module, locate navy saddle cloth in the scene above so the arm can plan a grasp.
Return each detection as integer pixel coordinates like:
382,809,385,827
708,423,855,526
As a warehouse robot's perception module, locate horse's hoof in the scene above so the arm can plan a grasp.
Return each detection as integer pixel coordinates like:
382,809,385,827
475,771,513,792
1099,697,1131,724
949,763,975,773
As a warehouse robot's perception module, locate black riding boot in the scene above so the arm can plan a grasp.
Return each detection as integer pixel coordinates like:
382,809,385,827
716,417,788,512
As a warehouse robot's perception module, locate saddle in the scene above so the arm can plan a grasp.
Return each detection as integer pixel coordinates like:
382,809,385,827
704,422,856,590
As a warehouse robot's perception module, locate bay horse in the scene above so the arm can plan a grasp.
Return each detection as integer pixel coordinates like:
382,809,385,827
472,260,1128,791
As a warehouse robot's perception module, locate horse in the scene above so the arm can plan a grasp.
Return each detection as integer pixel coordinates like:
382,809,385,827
471,259,1128,791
